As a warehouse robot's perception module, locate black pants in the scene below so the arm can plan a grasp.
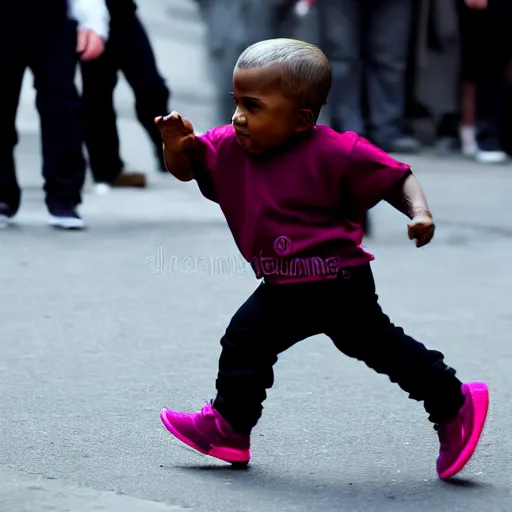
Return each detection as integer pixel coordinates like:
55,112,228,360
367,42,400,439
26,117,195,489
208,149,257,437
213,264,464,434
80,13,170,183
0,22,85,214
317,0,412,146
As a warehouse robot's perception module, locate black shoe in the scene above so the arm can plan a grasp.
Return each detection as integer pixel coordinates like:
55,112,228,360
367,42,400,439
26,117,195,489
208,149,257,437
0,202,15,229
48,206,85,230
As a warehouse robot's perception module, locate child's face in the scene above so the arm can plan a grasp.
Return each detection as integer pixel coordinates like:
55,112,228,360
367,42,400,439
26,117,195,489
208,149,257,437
231,64,314,155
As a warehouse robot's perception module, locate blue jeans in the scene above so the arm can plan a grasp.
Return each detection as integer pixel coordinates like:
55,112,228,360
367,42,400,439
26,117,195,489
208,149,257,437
317,0,413,146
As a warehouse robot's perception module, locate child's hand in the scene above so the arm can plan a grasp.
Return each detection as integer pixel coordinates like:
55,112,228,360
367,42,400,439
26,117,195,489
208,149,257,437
408,213,435,248
155,112,196,153
465,0,487,9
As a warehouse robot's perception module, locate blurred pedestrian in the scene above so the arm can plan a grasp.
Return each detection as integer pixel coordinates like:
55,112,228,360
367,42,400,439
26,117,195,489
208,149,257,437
426,0,488,158
199,0,298,125
80,0,171,194
296,1,374,235
460,0,511,164
315,0,421,154
409,0,461,155
0,0,109,229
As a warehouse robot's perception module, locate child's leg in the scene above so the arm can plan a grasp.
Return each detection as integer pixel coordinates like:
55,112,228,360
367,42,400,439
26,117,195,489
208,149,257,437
213,281,326,434
324,265,464,423
161,280,326,462
323,264,488,480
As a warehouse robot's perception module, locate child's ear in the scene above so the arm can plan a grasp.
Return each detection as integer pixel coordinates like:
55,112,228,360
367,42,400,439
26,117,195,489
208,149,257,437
296,108,315,132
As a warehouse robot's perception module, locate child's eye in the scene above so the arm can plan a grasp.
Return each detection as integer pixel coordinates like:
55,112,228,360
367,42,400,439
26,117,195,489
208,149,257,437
229,93,259,111
244,100,259,110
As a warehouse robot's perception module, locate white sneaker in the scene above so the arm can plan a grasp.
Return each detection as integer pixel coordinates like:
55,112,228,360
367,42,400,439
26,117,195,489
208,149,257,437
49,209,86,230
475,150,508,164
94,183,111,195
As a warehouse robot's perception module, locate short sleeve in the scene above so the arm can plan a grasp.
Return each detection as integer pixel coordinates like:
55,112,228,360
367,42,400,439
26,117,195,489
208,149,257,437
194,126,231,203
343,136,411,213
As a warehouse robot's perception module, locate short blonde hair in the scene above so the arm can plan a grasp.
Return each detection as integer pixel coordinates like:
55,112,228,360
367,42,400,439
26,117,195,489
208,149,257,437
235,38,331,120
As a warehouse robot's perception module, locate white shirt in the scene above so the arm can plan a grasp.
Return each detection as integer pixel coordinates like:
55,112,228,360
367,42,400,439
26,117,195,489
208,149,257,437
67,0,110,40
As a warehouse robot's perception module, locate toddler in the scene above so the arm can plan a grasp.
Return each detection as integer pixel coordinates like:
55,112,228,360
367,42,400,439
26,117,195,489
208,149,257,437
155,38,488,480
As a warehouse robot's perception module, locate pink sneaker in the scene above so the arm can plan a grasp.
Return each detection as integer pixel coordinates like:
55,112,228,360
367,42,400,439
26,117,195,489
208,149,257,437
436,382,489,480
160,402,251,465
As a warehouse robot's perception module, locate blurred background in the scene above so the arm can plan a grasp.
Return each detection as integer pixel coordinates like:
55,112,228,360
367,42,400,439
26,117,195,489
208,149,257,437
13,0,512,181
9,0,512,228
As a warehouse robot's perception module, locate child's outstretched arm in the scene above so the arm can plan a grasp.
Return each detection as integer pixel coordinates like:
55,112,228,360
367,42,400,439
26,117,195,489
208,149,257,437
154,112,205,182
385,173,435,248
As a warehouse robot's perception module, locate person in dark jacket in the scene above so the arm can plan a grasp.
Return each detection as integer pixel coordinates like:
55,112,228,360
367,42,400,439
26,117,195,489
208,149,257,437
80,0,171,193
0,0,109,230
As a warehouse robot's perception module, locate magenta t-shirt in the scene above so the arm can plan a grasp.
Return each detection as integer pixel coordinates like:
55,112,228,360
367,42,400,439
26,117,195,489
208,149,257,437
195,124,410,284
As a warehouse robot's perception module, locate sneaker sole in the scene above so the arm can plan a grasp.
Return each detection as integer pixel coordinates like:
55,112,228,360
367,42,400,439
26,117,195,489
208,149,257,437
159,409,250,465
94,183,111,195
438,382,489,480
49,217,86,230
475,152,508,164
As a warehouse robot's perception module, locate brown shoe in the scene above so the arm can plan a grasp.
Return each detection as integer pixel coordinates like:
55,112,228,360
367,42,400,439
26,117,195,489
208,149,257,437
111,171,147,188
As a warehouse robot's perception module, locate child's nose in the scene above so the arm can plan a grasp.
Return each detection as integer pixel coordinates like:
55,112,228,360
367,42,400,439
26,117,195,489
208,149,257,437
232,108,247,125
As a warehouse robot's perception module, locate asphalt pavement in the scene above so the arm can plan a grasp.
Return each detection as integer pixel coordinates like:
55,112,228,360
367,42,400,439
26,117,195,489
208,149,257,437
1,1,511,511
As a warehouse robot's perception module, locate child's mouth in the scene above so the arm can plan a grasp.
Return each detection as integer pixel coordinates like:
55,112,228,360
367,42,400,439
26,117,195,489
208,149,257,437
235,130,251,146
235,130,263,154
235,128,250,138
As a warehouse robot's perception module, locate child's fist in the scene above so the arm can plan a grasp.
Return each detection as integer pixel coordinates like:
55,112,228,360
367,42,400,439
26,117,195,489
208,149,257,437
408,213,435,248
155,112,196,153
